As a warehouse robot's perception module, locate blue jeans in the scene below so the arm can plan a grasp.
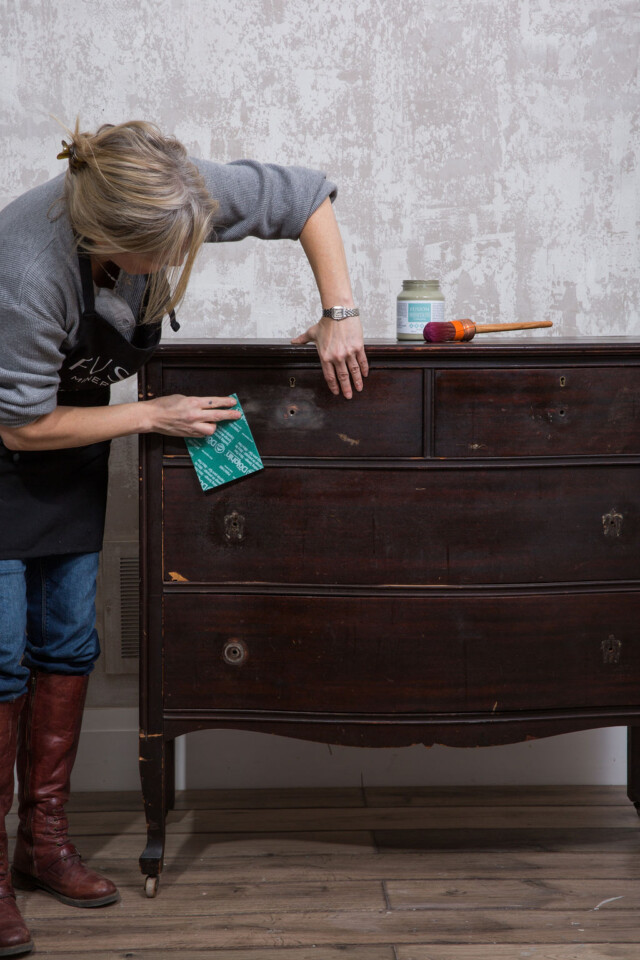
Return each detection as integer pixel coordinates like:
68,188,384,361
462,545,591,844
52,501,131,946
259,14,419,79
0,552,101,702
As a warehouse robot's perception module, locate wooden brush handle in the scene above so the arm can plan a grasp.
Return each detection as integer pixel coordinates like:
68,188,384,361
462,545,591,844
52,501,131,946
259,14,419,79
474,321,553,333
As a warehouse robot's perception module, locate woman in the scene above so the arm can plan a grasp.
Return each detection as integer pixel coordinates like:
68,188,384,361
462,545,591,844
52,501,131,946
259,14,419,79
0,120,367,956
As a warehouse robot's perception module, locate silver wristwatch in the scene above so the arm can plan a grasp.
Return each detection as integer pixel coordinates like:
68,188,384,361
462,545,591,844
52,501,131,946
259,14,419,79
321,306,360,321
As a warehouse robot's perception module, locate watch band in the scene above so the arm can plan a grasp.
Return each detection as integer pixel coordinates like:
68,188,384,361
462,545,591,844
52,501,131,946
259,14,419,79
321,306,360,321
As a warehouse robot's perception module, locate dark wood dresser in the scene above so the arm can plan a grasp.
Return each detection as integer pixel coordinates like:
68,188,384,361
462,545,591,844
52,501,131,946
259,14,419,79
138,337,640,895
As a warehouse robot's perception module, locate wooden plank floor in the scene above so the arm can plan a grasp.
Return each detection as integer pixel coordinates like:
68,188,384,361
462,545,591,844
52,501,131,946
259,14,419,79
6,785,640,958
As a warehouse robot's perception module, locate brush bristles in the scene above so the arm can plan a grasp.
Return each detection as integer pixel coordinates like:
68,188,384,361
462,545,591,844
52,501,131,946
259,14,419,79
423,321,458,343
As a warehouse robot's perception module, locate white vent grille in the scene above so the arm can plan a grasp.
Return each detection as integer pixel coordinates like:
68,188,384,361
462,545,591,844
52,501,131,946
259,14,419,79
99,542,140,675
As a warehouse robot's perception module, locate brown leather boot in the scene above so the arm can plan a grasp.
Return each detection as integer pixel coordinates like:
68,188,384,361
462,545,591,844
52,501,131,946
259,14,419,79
0,695,33,957
11,673,119,908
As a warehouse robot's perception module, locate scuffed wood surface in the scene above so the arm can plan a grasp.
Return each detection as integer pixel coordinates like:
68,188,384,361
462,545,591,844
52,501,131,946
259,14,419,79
10,786,640,957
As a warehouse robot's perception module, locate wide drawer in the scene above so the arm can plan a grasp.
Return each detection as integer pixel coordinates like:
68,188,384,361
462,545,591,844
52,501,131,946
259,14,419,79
434,367,640,457
161,366,423,458
162,463,640,586
162,592,640,714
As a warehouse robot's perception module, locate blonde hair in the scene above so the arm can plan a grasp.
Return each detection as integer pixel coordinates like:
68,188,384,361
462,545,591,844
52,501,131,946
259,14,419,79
58,119,218,323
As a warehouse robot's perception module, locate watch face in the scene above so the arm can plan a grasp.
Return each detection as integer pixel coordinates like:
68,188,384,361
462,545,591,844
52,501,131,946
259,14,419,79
332,307,345,319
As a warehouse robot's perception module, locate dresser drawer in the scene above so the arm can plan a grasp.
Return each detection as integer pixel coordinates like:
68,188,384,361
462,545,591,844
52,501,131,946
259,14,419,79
434,367,640,457
162,463,640,586
161,366,423,458
162,592,640,714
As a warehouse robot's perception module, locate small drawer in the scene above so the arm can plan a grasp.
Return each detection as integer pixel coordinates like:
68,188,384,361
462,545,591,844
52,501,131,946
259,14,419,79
434,367,640,458
162,592,640,714
162,464,640,586
160,366,423,458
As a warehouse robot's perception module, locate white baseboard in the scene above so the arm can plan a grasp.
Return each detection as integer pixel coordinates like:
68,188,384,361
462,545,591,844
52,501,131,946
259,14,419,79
71,708,629,791
73,707,141,791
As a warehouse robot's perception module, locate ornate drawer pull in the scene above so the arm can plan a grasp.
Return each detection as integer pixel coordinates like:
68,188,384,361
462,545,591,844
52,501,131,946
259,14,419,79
602,509,623,538
222,639,248,666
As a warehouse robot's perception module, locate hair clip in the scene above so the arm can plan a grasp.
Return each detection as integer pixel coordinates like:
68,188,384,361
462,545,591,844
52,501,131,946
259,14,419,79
56,139,84,171
57,140,72,160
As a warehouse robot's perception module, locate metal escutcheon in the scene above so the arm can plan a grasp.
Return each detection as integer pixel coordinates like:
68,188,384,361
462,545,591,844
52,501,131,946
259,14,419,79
602,509,623,538
224,511,245,542
601,635,622,664
223,638,248,666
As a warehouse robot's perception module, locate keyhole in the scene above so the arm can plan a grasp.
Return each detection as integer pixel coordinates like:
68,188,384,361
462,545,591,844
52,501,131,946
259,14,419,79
289,377,296,387
601,634,622,664
559,376,566,387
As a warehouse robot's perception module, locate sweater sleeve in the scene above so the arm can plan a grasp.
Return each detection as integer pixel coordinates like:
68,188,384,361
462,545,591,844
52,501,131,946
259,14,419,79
0,250,67,428
192,158,338,242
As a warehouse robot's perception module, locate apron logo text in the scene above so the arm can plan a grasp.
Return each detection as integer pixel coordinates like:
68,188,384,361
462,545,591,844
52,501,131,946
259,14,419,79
66,356,130,385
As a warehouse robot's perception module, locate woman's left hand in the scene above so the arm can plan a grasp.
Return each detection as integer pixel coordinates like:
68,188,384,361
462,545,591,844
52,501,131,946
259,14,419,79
291,316,368,399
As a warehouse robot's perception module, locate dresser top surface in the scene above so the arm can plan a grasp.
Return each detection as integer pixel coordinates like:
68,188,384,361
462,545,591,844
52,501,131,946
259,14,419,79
153,336,640,361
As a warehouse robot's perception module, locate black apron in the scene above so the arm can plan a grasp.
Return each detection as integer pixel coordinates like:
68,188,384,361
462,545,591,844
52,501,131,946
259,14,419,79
0,252,175,560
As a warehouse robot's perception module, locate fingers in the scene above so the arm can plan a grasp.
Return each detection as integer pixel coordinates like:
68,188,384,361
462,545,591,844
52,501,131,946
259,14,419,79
291,331,313,345
347,356,365,393
342,346,369,396
356,346,369,379
312,317,368,399
201,396,241,420
323,349,368,399
193,400,241,430
291,321,319,346
334,357,355,400
155,394,242,438
321,357,363,399
320,359,340,396
191,421,218,437
203,396,238,408
182,402,240,437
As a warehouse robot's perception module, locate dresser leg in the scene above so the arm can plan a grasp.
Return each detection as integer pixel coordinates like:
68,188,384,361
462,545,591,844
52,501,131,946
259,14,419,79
139,732,167,890
626,726,640,815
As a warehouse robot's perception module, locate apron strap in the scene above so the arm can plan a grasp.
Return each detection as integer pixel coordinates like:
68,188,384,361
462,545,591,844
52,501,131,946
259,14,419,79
77,250,99,320
77,248,180,330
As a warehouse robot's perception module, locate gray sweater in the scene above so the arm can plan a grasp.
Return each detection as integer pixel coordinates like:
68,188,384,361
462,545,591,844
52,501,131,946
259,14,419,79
0,159,336,427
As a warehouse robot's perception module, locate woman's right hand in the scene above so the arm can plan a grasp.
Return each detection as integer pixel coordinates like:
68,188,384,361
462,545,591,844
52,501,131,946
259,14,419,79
144,394,241,437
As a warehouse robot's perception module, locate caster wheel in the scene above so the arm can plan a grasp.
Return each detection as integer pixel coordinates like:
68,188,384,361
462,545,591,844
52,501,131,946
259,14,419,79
145,875,159,898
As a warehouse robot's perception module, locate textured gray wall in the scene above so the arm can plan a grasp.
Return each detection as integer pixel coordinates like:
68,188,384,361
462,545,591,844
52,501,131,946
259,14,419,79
3,0,639,337
2,0,639,720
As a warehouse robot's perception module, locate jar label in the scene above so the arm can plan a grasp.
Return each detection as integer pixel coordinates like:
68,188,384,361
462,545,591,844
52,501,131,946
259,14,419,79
397,300,444,335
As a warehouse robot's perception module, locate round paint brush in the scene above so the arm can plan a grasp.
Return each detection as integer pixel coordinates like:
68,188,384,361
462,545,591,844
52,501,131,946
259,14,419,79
423,318,553,343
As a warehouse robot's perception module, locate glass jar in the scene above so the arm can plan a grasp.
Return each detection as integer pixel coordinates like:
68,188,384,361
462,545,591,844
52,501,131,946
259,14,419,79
396,280,445,341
